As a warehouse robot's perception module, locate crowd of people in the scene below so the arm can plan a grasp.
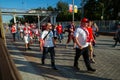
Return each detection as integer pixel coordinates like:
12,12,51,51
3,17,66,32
7,18,100,72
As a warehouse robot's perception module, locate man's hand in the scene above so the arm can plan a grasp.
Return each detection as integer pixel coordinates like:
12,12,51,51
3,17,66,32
79,46,83,50
40,46,43,52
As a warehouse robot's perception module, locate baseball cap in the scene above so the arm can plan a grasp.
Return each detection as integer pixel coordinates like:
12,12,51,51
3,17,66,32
81,18,89,23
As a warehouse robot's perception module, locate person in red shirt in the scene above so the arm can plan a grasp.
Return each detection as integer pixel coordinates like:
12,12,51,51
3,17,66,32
56,23,63,43
11,23,17,41
86,20,96,63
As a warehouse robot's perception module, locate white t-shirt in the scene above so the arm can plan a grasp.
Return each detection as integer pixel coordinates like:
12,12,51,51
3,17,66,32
74,26,89,48
19,25,24,32
41,30,54,47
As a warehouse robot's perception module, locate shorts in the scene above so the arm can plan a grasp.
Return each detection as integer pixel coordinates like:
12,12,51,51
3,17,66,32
88,44,93,51
24,36,30,44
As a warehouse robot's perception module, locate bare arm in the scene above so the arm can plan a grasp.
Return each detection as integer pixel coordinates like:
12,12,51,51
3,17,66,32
39,38,43,51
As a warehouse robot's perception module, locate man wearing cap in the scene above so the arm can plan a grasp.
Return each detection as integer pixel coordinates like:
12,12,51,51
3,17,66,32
73,18,96,72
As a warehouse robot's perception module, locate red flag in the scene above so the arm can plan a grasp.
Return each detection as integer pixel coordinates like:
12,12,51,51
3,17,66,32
69,4,73,13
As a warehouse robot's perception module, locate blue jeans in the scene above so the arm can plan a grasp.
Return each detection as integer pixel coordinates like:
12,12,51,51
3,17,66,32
57,33,63,43
16,31,20,40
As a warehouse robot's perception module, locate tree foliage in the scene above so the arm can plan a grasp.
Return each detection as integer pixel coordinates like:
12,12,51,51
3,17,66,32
84,0,120,20
56,1,68,11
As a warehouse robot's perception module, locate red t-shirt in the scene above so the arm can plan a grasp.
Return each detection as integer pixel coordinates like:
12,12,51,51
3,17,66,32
86,27,94,42
56,25,63,34
11,26,16,33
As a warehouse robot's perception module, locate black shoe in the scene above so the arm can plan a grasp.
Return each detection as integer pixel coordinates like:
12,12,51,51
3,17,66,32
93,54,96,57
25,48,27,51
88,68,96,72
28,47,32,50
41,60,45,65
41,62,44,65
52,66,58,70
73,66,80,71
112,45,116,47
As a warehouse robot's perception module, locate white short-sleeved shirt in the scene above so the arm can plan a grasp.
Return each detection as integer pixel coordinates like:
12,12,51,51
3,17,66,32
74,26,89,48
41,30,54,47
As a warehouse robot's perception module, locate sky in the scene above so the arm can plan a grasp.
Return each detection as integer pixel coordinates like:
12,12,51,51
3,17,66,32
0,0,81,23
0,0,81,10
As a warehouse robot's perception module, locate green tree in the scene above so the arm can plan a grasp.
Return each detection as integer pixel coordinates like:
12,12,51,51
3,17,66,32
23,15,38,23
10,16,25,24
56,1,74,21
47,6,54,11
84,0,120,20
84,0,102,20
56,1,68,11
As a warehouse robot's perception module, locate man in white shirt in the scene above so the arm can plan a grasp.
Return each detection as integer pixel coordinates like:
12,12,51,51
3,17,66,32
73,18,96,72
40,23,57,70
23,22,31,50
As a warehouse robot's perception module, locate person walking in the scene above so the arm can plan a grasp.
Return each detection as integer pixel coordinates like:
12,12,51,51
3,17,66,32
73,18,96,72
19,23,24,40
113,22,120,47
11,23,17,41
65,21,76,49
91,21,99,40
23,22,31,51
52,24,58,47
40,23,57,70
86,20,96,63
56,23,63,43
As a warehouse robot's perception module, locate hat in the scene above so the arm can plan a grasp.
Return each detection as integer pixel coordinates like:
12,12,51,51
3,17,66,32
81,18,89,23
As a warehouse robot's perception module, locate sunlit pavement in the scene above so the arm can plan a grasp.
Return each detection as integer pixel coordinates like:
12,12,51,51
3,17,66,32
6,31,120,80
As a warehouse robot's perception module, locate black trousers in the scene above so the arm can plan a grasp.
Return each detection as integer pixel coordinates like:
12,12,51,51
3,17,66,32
74,47,92,70
113,40,120,47
12,33,16,41
42,47,55,67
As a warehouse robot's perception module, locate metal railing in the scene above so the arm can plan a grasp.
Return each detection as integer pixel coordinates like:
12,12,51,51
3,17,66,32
58,20,119,32
95,20,118,32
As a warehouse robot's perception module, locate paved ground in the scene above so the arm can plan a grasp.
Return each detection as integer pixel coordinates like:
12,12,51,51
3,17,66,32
6,31,120,80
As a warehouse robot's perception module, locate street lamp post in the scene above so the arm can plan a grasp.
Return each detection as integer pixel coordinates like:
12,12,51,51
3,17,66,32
100,2,104,20
37,14,40,30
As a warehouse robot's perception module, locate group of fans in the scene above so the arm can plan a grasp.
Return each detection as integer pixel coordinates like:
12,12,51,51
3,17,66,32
9,18,100,71
11,22,40,50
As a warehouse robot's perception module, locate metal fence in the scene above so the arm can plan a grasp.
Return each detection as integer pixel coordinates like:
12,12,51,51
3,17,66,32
58,20,119,32
95,20,119,32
